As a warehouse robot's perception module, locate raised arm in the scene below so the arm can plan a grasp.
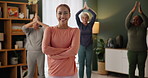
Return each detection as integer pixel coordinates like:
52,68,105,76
88,9,96,27
131,1,138,13
138,2,148,27
22,13,39,29
37,21,49,28
125,1,138,29
23,21,36,28
42,27,69,56
32,13,49,28
85,2,96,27
34,13,49,28
50,29,80,59
22,16,36,34
75,9,83,27
75,2,90,27
84,2,96,18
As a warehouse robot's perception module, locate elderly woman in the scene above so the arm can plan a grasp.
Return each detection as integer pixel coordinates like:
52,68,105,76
75,2,96,78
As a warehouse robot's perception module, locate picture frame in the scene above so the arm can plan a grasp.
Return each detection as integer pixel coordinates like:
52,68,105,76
7,6,19,18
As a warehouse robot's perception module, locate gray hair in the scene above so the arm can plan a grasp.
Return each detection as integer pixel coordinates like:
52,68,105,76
81,12,90,19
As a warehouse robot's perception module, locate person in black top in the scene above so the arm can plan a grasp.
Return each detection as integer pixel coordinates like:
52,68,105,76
76,2,96,78
125,1,148,78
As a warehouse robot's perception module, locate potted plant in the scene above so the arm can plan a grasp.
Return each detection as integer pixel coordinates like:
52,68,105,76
95,39,108,74
96,39,105,62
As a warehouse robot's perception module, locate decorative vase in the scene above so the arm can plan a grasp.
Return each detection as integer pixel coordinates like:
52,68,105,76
10,57,18,65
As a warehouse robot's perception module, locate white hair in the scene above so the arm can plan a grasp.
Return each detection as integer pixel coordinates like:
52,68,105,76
81,12,90,19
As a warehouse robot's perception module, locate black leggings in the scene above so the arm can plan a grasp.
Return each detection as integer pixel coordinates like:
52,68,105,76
127,50,147,78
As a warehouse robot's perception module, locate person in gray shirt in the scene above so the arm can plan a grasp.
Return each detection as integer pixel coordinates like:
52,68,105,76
125,1,148,78
22,13,48,78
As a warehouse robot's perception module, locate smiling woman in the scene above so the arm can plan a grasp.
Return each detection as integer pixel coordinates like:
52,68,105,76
42,1,82,77
42,0,82,27
41,4,80,78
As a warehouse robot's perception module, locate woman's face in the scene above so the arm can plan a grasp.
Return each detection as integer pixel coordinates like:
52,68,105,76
81,15,89,24
132,15,143,26
56,6,70,25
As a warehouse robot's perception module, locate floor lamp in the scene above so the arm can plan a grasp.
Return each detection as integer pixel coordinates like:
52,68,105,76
92,22,100,71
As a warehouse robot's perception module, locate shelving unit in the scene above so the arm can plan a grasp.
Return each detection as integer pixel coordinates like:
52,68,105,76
0,49,26,78
0,49,26,67
0,1,38,78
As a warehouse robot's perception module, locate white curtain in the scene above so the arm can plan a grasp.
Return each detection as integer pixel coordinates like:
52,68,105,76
42,0,82,77
42,0,83,28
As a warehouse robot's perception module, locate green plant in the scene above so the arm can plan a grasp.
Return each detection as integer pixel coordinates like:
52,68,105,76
95,39,105,62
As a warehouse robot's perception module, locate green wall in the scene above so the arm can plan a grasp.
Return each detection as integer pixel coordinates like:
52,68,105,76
87,0,148,47
83,0,98,14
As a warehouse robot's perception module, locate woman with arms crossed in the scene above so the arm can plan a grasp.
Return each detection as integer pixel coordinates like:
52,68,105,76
42,4,80,78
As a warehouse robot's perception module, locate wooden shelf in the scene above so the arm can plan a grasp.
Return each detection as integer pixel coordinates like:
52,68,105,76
0,49,27,67
0,1,38,78
11,32,25,35
0,48,26,51
0,1,28,4
0,18,32,20
0,64,27,68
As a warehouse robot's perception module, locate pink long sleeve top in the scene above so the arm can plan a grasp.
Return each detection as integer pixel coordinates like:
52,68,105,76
42,26,80,76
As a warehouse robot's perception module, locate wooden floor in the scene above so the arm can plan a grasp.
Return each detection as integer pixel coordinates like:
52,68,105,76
76,63,128,78
45,56,129,78
90,71,129,78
